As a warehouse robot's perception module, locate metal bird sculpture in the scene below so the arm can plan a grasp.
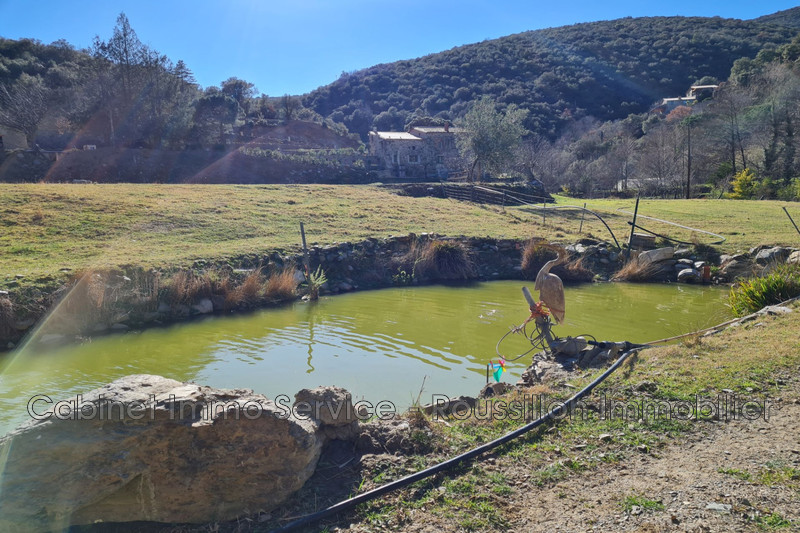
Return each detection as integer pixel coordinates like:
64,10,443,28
534,244,567,323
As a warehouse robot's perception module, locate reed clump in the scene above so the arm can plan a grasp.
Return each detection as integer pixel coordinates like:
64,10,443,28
413,240,475,281
165,270,213,305
611,257,660,282
264,267,297,303
728,264,800,316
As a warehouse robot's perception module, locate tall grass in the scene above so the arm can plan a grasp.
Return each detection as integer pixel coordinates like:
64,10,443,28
264,268,297,302
165,270,213,304
611,257,661,282
728,264,800,316
413,240,475,281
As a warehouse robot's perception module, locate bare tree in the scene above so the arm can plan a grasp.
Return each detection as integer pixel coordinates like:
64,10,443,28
0,74,49,148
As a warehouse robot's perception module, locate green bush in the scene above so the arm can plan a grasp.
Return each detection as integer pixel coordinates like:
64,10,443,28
728,264,800,316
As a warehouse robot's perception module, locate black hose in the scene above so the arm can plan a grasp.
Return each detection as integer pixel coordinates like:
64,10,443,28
270,342,646,532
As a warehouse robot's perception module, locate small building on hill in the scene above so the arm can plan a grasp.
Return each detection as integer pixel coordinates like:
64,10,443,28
368,124,463,180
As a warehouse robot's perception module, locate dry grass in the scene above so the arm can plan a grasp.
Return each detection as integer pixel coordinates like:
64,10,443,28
413,240,475,281
611,257,661,282
560,256,594,282
521,239,557,279
165,271,213,305
264,267,297,303
225,268,264,309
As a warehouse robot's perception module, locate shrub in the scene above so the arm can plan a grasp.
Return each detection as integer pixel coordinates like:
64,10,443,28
728,264,800,316
730,168,758,199
414,240,475,281
306,266,328,300
264,268,297,302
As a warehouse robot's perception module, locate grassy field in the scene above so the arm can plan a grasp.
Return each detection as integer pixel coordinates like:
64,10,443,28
1,184,798,284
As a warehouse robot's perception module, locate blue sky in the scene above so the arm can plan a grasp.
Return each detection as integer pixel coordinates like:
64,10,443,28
1,0,798,96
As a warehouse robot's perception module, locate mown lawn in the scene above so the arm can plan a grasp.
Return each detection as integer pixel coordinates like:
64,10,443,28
1,184,798,284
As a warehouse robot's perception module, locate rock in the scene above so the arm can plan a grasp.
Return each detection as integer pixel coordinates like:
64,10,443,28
638,247,674,266
599,433,613,442
294,386,359,427
156,302,171,314
755,246,789,265
677,268,701,283
110,322,130,331
338,282,354,292
0,290,8,296
293,269,306,284
694,261,706,270
421,396,476,417
13,318,34,331
191,298,213,315
759,305,793,315
788,250,800,265
705,503,732,513
480,382,511,397
0,375,322,530
38,333,65,345
720,258,755,280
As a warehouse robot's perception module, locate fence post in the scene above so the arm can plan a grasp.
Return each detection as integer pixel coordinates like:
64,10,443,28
542,201,546,225
300,222,310,276
626,194,640,261
578,202,587,233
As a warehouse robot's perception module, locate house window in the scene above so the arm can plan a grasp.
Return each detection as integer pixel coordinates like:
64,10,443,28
408,154,420,163
392,153,398,164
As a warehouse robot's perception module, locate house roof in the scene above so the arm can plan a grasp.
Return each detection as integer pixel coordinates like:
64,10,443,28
371,131,421,141
410,126,461,134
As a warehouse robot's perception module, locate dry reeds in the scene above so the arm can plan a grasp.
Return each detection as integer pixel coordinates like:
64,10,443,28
611,257,660,282
413,240,475,281
521,239,555,279
225,268,264,309
265,268,297,302
165,270,213,305
560,256,594,282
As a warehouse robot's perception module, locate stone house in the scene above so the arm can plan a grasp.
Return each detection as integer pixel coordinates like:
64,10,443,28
368,124,463,180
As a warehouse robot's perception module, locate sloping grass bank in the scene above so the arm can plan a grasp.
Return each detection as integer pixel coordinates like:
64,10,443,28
267,302,800,532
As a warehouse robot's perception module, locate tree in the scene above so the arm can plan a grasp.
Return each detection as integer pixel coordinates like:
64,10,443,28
0,74,50,147
192,94,239,146
456,96,529,181
280,94,300,123
220,77,256,114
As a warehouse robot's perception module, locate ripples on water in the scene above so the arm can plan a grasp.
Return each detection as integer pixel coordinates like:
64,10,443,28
0,281,732,433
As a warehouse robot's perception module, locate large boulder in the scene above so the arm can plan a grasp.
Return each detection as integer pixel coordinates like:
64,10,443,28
0,375,323,531
637,247,674,266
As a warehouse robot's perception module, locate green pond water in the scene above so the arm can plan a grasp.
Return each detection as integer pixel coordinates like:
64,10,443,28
0,281,733,434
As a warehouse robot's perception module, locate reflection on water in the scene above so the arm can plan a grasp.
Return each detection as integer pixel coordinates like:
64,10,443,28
0,281,732,434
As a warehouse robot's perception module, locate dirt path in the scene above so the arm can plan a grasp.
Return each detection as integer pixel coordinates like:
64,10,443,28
336,390,800,533
505,397,800,532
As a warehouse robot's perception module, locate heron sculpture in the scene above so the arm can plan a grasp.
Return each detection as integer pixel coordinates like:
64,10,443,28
534,244,568,323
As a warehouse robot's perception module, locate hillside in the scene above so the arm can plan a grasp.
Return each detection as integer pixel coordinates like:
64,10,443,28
303,15,797,140
754,6,800,28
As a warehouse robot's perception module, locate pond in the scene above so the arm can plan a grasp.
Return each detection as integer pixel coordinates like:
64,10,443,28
0,281,733,434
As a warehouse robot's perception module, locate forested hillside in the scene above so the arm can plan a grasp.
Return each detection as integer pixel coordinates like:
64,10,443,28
303,16,797,140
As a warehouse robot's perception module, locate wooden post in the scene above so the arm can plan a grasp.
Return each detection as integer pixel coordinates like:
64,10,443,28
784,207,800,237
578,202,587,233
542,201,546,225
300,222,310,276
626,194,640,261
